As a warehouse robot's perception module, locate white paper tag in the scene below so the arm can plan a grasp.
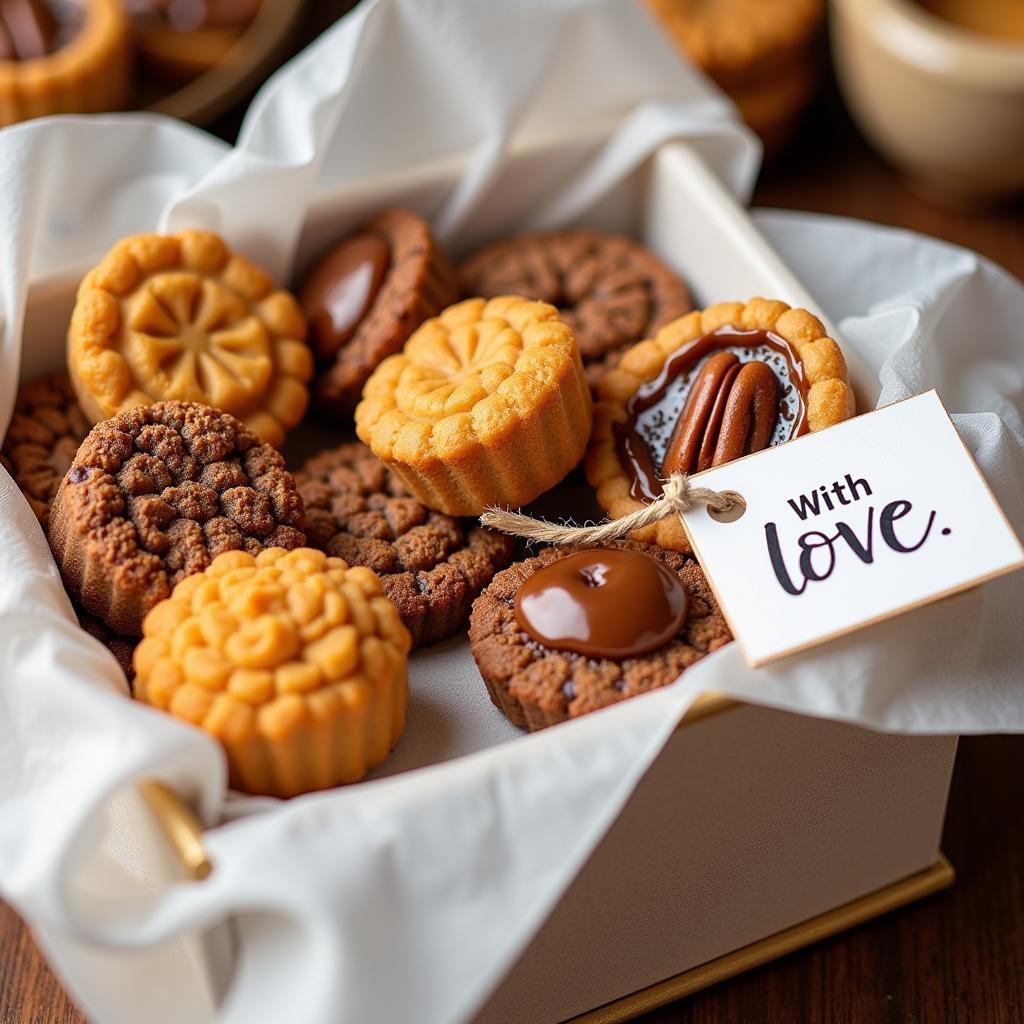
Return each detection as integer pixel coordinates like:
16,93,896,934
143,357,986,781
680,390,1024,666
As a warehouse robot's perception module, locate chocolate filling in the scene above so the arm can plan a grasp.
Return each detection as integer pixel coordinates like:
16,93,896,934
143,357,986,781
614,325,808,502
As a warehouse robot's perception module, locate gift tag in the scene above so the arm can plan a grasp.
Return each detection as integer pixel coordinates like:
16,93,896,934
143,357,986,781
680,390,1024,666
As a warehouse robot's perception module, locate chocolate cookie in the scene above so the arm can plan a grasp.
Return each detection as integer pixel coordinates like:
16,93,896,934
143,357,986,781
303,208,461,417
457,230,691,388
469,541,731,731
295,442,515,648
48,401,306,636
1,374,91,525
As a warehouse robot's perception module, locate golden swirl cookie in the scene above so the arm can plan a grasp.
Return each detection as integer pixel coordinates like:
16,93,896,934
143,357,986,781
585,298,855,553
134,547,410,797
68,230,313,448
355,296,592,516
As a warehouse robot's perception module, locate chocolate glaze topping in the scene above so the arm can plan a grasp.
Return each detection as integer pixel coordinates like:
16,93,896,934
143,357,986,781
301,234,392,362
514,548,689,660
615,325,808,501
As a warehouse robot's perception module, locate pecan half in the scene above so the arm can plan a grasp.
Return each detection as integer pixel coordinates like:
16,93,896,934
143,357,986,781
662,354,780,475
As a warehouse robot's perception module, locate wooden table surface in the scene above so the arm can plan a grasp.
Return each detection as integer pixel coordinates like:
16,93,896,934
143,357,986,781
3,6,1023,1023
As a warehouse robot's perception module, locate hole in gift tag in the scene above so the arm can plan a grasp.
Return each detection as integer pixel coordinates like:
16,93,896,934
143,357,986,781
707,493,746,523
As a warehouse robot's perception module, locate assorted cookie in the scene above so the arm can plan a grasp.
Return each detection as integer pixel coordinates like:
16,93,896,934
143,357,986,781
295,442,515,649
48,400,306,636
355,295,593,516
133,547,411,797
0,374,90,525
3,212,857,794
458,230,691,388
469,541,732,731
0,0,132,128
302,208,461,418
67,229,312,448
585,298,854,552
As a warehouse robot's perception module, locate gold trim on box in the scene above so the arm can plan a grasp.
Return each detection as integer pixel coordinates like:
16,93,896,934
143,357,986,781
564,855,955,1024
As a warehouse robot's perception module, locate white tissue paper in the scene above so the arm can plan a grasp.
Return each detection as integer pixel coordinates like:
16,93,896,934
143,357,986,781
0,1,1023,1022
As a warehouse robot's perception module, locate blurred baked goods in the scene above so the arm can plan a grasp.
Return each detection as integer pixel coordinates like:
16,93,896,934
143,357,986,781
48,401,306,635
126,0,262,80
645,0,824,154
67,229,312,448
1,373,90,525
585,297,854,552
302,208,460,418
134,547,411,796
469,541,731,731
355,296,593,516
0,0,132,127
458,230,690,389
296,441,515,648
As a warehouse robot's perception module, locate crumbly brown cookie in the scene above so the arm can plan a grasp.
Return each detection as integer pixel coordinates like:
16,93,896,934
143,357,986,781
469,541,732,731
295,442,515,648
457,230,690,388
48,401,306,636
1,374,91,525
306,208,461,417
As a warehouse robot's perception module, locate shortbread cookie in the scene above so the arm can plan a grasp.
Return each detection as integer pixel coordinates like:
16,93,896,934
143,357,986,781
48,401,306,636
585,298,855,552
0,0,131,127
68,229,312,448
458,230,690,388
134,547,411,797
355,296,593,516
469,541,731,731
296,442,515,648
304,208,460,418
1,374,90,525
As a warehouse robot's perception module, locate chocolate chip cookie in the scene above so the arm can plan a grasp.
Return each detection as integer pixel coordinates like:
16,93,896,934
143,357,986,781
48,401,306,636
457,230,691,388
304,208,461,418
1,374,91,525
469,541,732,731
295,442,515,648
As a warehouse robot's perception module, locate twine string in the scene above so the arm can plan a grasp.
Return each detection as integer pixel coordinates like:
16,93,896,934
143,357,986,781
480,473,745,545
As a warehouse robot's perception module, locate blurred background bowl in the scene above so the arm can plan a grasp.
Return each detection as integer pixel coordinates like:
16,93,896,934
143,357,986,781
831,0,1024,206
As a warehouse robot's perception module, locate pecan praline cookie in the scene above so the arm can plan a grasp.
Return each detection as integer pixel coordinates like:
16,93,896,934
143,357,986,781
585,298,855,553
458,230,691,388
303,208,461,418
1,374,90,525
355,296,593,516
134,547,411,797
469,541,732,731
48,401,306,636
295,442,515,648
67,230,313,448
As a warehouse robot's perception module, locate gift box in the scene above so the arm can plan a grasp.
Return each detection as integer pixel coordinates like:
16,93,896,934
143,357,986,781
3,4,1023,1024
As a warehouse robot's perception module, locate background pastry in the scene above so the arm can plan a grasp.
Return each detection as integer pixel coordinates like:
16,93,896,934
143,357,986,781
585,297,854,552
296,442,515,648
458,229,691,389
303,208,460,418
133,546,410,797
0,0,131,127
469,541,731,731
68,229,312,448
48,401,306,636
355,295,592,516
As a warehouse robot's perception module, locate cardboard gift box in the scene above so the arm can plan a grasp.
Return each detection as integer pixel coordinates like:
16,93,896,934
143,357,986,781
15,131,956,1023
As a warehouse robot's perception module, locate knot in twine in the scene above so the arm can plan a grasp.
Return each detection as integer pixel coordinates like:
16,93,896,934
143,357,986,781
480,473,745,545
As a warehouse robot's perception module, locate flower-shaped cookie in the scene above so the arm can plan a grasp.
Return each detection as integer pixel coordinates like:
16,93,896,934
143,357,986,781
68,230,313,448
134,547,411,797
585,298,855,552
355,296,592,516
